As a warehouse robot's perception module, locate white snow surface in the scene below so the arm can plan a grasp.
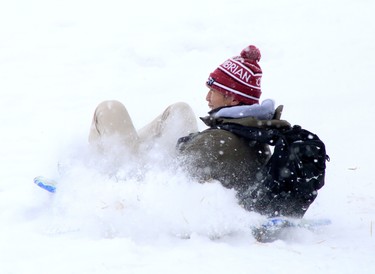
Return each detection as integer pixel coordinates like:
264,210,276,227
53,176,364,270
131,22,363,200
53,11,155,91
0,0,374,273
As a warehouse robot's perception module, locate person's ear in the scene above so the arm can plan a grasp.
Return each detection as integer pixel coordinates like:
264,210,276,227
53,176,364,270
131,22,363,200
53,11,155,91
230,98,240,106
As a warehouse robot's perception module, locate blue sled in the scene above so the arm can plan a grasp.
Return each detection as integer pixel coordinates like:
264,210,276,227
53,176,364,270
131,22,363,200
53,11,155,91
253,217,331,242
33,176,57,193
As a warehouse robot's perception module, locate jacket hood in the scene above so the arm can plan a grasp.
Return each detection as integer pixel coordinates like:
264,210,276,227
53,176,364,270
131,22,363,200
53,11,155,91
201,99,290,129
212,99,275,120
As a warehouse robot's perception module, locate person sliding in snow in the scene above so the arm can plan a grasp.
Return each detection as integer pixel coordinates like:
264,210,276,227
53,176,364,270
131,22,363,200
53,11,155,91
88,45,295,215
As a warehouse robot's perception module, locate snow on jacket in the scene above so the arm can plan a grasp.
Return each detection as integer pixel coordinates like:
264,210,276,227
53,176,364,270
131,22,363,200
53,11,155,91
177,99,291,193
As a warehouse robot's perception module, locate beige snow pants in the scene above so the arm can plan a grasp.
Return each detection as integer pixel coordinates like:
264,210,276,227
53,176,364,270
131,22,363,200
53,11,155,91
88,100,198,158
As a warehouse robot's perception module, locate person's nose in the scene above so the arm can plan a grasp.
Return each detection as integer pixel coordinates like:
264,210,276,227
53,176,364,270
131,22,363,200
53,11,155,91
206,90,211,102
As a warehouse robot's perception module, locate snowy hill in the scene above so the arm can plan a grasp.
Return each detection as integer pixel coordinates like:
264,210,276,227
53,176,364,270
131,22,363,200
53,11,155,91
0,0,374,273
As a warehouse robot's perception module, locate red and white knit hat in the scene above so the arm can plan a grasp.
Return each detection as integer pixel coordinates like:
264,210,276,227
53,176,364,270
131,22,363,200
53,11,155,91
206,45,262,105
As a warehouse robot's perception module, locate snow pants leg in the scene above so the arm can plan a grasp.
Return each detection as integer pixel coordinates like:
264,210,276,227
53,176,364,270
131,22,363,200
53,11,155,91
137,102,198,156
89,100,139,154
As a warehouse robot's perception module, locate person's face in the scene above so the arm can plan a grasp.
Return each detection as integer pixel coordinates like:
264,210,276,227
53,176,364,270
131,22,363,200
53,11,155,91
206,89,239,110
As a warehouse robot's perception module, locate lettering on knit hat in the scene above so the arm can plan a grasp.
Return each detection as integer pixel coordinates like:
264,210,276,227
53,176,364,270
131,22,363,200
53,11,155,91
206,77,215,86
219,59,261,89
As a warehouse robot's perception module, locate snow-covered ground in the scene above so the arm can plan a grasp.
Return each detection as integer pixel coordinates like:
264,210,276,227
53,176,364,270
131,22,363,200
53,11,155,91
0,0,374,273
